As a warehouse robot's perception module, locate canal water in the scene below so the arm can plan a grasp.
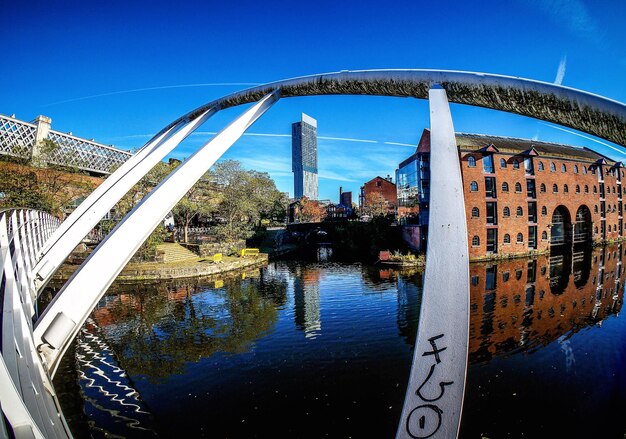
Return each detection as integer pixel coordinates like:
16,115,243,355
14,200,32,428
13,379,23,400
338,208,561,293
54,245,626,438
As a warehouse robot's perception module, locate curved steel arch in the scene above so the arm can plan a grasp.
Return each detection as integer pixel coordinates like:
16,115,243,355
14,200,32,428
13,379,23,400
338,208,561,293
163,69,626,146
30,70,626,439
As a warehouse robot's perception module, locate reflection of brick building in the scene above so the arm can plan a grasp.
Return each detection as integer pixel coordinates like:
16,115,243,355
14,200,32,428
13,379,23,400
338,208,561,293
359,176,397,213
468,244,624,363
401,129,624,259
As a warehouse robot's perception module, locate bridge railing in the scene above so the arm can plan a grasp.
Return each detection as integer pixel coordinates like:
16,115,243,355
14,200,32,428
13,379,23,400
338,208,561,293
0,208,71,439
0,113,132,175
46,129,132,175
0,116,37,160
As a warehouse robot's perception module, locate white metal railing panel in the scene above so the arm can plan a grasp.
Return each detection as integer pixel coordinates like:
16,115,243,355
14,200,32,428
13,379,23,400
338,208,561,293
47,130,132,175
0,209,69,438
0,115,37,159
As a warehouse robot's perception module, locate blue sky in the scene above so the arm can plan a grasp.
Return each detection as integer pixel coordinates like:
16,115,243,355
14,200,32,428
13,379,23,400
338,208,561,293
2,0,625,201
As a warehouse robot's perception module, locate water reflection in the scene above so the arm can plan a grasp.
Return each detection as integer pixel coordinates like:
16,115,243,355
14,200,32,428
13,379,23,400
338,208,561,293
463,243,625,438
292,266,322,338
469,244,623,364
93,270,286,381
67,262,423,438
57,245,626,438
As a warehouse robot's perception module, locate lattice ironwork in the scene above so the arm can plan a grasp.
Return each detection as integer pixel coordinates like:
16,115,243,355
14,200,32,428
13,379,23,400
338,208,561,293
47,130,132,174
0,114,36,159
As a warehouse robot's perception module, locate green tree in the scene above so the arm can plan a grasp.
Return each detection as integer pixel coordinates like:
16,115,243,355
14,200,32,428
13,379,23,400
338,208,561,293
212,160,283,240
173,173,220,242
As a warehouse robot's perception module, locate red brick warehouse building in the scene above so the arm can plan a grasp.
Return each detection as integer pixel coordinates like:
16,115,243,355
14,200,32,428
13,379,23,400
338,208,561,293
398,129,625,260
359,176,397,215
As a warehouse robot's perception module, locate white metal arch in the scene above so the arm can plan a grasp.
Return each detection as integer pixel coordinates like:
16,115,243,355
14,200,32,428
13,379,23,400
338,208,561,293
29,69,626,439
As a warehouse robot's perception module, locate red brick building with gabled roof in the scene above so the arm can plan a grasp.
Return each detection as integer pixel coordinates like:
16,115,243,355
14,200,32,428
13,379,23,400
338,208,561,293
359,176,397,215
398,129,624,259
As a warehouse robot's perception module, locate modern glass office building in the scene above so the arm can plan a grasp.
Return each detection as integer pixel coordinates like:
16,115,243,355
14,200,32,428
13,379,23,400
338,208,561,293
396,152,421,224
292,113,318,200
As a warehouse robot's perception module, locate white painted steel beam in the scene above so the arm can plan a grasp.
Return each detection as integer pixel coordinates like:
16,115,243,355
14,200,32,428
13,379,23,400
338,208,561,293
157,69,626,147
396,86,470,439
33,108,217,293
0,354,46,439
34,92,280,374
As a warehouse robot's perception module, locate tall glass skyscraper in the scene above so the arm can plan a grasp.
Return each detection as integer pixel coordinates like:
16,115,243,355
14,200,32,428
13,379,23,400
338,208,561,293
292,113,318,200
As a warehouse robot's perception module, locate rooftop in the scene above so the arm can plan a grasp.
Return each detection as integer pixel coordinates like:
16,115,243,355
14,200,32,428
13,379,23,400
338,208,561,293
456,132,617,164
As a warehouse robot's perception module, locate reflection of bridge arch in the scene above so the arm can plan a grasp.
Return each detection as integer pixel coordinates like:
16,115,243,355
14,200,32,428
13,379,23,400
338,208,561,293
574,205,593,245
551,205,572,247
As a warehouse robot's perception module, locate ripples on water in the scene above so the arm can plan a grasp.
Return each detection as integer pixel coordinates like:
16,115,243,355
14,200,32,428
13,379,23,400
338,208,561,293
54,245,626,438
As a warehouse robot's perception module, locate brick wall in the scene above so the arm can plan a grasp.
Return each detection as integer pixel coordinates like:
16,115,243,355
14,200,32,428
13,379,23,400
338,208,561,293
460,152,623,259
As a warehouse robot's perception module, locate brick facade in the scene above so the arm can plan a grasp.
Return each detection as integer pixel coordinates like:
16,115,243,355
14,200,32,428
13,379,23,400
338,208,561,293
410,130,624,259
359,176,397,210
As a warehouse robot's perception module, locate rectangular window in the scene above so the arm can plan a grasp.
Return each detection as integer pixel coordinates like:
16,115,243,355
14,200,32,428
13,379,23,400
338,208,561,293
524,158,534,175
528,226,537,249
485,177,496,198
528,202,537,223
483,155,495,173
600,183,605,198
601,201,606,216
526,179,536,199
486,202,498,225
487,229,498,253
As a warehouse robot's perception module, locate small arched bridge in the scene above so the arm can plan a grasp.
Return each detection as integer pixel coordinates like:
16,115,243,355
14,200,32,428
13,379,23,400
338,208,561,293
2,69,625,439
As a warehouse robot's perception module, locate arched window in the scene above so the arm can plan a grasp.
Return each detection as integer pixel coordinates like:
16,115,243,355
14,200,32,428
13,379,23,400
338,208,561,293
500,158,507,168
561,164,567,173
472,207,480,218
503,234,511,244
516,206,523,216
540,183,546,193
513,159,520,169
541,206,547,215
576,185,580,193
591,167,596,175
542,231,548,240
515,182,522,192
550,162,556,172
517,233,524,243
470,181,478,192
502,182,509,192
467,156,476,167
574,165,579,174
472,235,480,246
564,184,569,193
584,185,589,193
593,185,597,193
594,226,598,234
583,166,587,174
594,205,598,213
553,184,558,193
503,207,510,217
538,161,544,171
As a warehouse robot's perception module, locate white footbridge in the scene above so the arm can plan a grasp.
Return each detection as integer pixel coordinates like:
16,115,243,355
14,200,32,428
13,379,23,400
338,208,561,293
2,69,625,438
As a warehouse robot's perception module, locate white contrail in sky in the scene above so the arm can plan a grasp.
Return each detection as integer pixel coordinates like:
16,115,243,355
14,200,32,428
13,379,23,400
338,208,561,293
42,83,261,107
110,131,416,147
540,122,626,156
554,55,567,85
